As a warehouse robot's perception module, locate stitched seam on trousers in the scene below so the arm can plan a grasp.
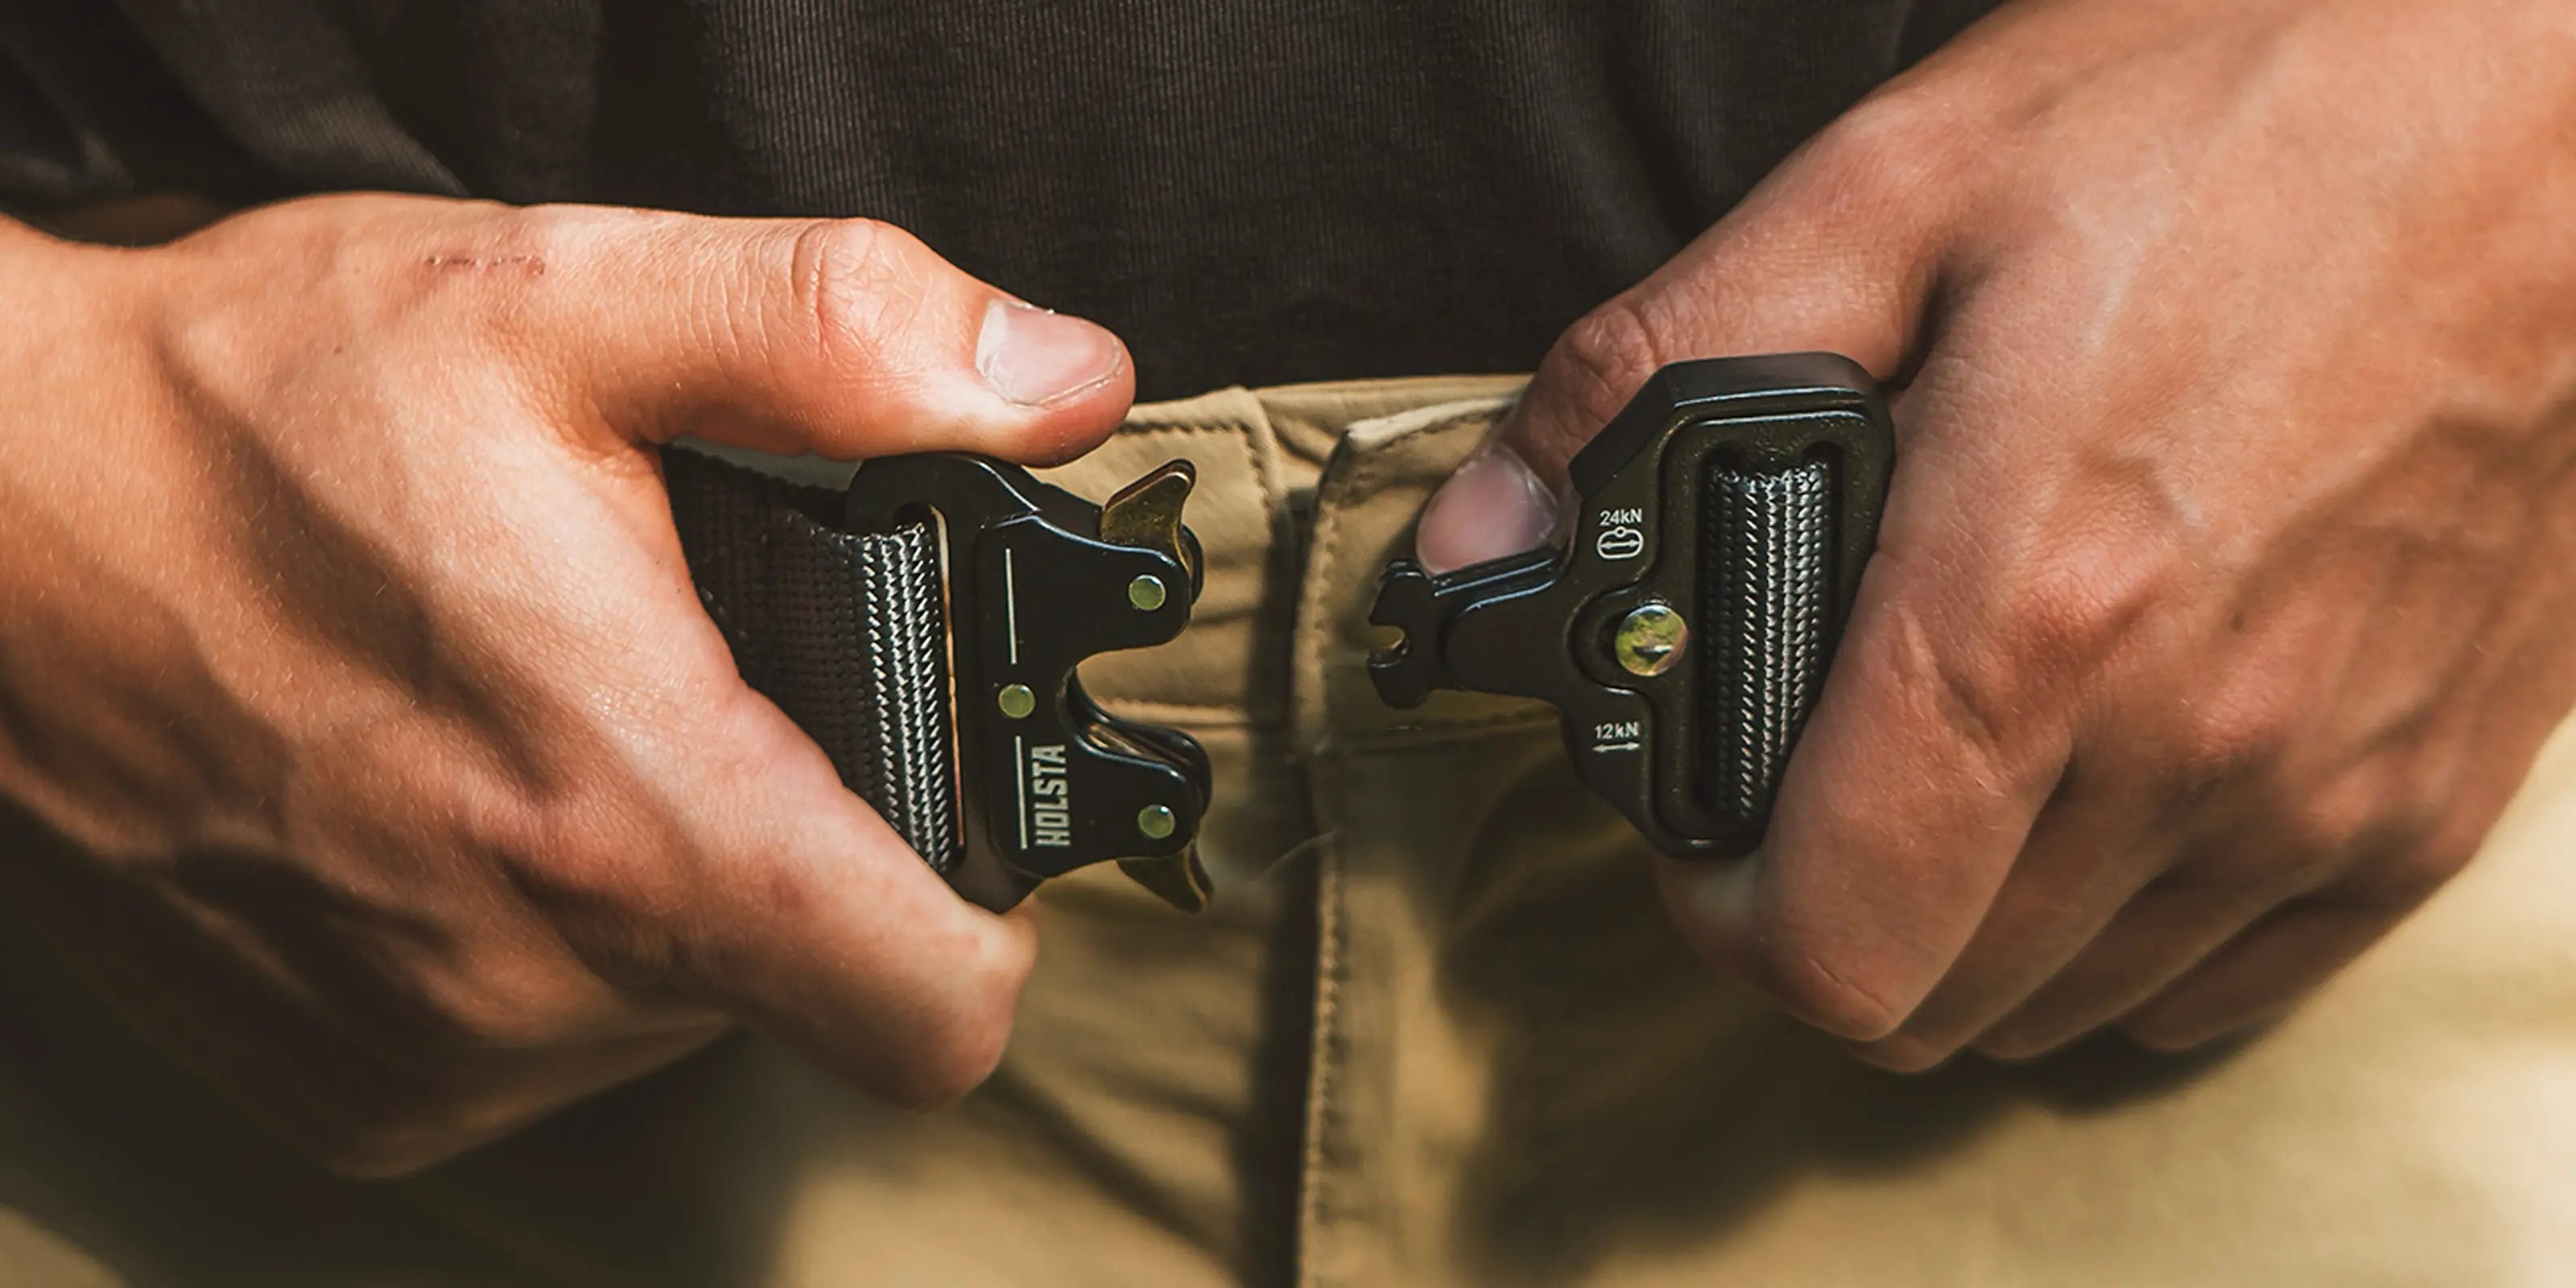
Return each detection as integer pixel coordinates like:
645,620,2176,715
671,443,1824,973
1116,421,1248,436
1124,409,1330,1278
1296,825,1345,1288
1104,419,1284,522
1293,451,1385,756
1291,442,1386,1288
1291,406,1497,1286
1294,404,1548,745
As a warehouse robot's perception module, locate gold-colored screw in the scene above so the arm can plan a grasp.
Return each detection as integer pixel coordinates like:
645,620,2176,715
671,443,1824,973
997,683,1037,719
1128,574,1169,612
1136,804,1177,840
1613,604,1690,678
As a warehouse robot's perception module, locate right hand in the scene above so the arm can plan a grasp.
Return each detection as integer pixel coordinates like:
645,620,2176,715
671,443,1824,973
0,194,1135,1175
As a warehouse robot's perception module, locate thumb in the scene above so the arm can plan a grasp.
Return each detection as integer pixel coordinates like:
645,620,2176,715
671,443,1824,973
506,205,1134,464
1414,110,1951,572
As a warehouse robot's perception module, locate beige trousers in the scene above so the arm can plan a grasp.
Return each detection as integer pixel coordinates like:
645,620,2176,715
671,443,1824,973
6,377,2576,1286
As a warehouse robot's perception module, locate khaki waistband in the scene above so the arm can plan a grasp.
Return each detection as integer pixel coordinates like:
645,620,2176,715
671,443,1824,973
1042,374,1538,749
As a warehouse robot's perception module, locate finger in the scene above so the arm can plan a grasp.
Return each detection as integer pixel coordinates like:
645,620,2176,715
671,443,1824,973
1415,99,1965,571
2114,793,2503,1053
1844,770,2172,1071
1653,541,2074,1041
498,202,1150,1088
495,206,1134,464
1661,241,2266,1042
1972,875,2272,1059
1965,704,2455,1059
2113,899,2399,1052
623,691,1038,1110
2003,734,2518,1057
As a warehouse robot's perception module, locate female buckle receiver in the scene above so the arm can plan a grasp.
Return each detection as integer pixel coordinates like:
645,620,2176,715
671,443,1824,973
1368,354,1896,857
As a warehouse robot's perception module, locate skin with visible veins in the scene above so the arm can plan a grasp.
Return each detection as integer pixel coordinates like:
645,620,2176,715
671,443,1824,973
0,196,1132,1174
2,0,2570,1179
1419,0,2576,1070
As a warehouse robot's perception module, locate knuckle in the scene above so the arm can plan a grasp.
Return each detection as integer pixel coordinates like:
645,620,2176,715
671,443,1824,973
880,1005,1017,1113
462,775,695,972
406,958,595,1053
2273,796,2373,881
1844,592,2054,827
1801,83,1973,217
1755,931,1912,1042
1923,649,2025,776
878,1037,1006,1112
2165,689,2296,807
2245,766,2413,894
530,832,688,935
1889,600,2029,778
2170,807,2351,904
1996,540,2165,687
783,217,933,377
877,939,1030,1110
1535,297,1669,456
2351,836,2475,910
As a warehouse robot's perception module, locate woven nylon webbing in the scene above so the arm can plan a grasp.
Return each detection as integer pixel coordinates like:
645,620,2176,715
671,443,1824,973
1703,461,1834,829
662,449,964,873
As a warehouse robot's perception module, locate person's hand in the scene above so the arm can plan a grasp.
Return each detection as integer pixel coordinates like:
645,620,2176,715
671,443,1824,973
1417,0,2576,1069
0,194,1134,1173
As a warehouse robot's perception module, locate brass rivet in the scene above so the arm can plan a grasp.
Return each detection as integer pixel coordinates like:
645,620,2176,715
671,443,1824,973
997,683,1037,719
1128,574,1168,612
1136,804,1178,840
1613,604,1690,678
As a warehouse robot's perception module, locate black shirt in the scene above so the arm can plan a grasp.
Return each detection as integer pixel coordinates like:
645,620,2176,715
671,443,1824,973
0,2,1998,396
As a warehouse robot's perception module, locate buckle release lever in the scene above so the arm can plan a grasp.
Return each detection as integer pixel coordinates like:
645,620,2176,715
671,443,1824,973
666,448,1213,913
1368,354,1895,857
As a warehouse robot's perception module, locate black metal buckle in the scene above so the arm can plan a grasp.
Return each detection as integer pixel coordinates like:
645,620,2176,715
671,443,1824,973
1367,353,1894,857
849,455,1215,911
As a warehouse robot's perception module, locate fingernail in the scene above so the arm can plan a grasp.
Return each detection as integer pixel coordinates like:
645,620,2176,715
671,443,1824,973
1415,444,1561,573
976,300,1123,406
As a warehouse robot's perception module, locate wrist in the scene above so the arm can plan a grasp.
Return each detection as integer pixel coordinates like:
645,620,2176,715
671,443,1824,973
0,218,176,567
0,218,147,383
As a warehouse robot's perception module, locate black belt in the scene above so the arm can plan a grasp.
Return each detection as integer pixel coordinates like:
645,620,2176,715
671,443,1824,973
667,354,1892,911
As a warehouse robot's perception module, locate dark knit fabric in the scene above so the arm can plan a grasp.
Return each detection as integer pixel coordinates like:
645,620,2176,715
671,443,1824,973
0,2,2001,394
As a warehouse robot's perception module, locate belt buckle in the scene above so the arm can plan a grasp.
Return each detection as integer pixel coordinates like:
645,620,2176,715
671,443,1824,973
848,455,1214,911
667,448,1214,912
1367,353,1896,857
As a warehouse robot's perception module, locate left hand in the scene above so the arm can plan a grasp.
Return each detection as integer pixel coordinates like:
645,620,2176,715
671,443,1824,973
1414,0,2576,1069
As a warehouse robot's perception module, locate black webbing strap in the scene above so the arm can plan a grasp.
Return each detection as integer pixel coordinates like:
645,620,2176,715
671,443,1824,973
1702,460,1833,830
661,448,964,874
